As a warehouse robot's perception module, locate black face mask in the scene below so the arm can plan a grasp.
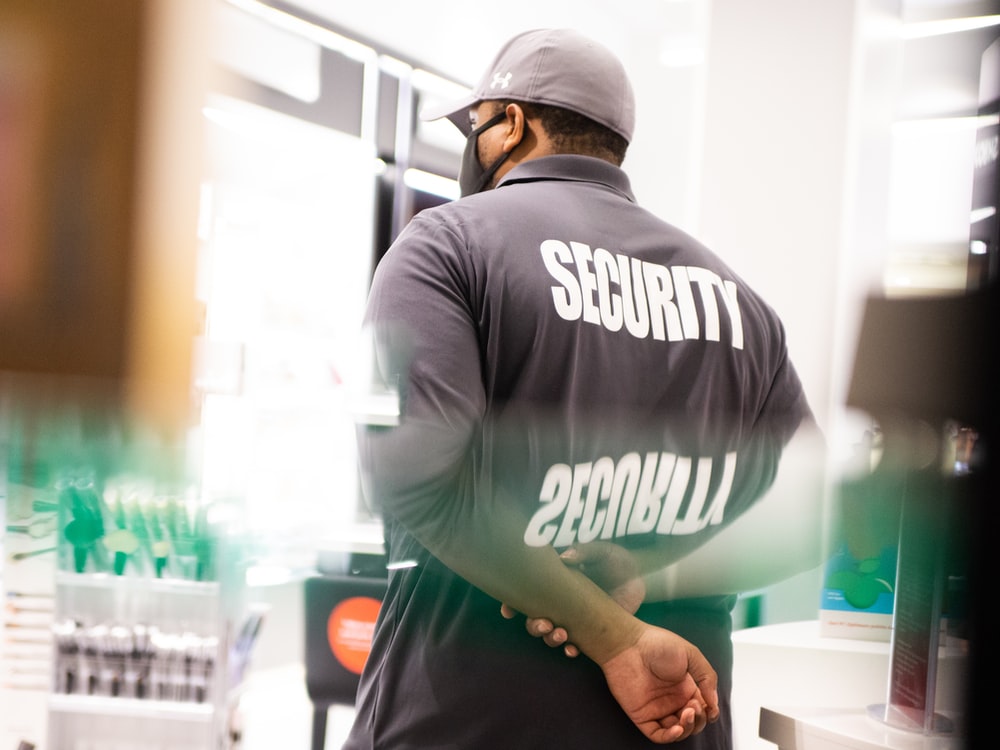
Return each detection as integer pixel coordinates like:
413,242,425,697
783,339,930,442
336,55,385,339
459,111,510,197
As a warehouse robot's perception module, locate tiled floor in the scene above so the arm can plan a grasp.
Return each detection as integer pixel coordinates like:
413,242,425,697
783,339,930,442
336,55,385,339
237,664,356,750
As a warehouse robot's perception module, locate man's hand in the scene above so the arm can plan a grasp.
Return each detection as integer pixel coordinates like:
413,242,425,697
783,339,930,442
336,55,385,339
504,587,720,743
496,542,717,742
501,542,644,656
600,624,720,744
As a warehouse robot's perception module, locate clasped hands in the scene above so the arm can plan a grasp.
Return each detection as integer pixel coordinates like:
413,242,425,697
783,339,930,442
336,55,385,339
501,542,720,744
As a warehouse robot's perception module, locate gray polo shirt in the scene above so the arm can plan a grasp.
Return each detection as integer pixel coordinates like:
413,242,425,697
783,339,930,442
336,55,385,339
346,154,812,750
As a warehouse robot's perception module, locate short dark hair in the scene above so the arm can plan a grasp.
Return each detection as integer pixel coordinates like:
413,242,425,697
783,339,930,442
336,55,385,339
491,100,628,166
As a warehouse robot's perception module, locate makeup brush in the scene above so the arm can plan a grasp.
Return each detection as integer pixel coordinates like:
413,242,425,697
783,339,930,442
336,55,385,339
52,618,79,694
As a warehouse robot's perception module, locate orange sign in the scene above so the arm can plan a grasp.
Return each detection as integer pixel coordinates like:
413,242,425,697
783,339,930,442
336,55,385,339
327,596,381,675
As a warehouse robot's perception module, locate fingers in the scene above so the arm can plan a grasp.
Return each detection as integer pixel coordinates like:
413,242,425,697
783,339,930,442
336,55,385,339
643,713,689,744
522,614,580,657
650,724,685,744
558,546,582,565
649,702,704,744
691,659,720,722
559,541,612,566
684,697,709,736
703,688,721,723
500,605,580,657
527,618,568,649
525,617,553,637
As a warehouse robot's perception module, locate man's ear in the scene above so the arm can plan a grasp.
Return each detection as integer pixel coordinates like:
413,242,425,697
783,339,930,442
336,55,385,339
501,103,526,154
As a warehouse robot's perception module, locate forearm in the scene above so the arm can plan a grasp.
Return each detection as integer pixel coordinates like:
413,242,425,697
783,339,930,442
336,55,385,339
444,520,644,664
361,422,643,665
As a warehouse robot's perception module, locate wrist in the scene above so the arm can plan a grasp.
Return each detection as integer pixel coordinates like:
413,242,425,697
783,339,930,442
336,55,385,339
573,598,645,666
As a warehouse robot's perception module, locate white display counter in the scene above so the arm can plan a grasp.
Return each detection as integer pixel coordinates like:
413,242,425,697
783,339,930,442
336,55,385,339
732,621,966,750
758,706,960,750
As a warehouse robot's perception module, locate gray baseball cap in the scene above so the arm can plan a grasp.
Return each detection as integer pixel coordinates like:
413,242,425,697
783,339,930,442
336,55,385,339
420,28,635,143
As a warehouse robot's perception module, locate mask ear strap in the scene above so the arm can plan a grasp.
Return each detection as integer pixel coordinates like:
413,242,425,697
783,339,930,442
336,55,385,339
473,150,511,194
471,110,507,136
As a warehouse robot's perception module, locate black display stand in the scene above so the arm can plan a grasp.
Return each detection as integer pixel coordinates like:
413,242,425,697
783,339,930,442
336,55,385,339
866,465,955,734
304,573,387,750
846,288,995,740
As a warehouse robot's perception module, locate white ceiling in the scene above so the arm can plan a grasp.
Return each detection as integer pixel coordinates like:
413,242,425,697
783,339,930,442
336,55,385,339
280,0,998,121
279,0,680,83
267,0,998,294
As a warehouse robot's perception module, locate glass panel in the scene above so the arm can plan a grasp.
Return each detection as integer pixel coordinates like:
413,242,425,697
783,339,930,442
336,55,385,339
196,94,379,573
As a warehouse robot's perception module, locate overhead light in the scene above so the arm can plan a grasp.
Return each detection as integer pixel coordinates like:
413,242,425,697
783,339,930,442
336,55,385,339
969,240,988,255
970,206,997,225
379,54,412,79
386,559,419,570
412,68,470,99
403,168,459,200
224,0,376,62
901,14,1000,39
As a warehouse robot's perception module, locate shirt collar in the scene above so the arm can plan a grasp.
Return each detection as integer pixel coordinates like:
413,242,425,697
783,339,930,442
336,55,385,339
496,154,636,203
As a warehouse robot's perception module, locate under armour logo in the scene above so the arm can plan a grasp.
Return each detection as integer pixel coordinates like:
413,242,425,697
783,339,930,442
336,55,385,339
491,72,512,90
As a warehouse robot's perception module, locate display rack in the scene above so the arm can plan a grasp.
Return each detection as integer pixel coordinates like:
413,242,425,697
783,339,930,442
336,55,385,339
48,575,224,749
46,486,250,750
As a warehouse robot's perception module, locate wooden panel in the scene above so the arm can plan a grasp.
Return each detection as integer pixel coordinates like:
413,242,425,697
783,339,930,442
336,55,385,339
0,0,206,434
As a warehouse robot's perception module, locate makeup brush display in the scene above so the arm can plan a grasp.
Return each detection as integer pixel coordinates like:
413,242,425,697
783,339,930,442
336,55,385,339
52,618,218,703
44,465,252,750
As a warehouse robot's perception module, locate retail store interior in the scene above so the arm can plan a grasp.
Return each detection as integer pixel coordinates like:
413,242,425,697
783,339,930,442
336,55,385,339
2,0,997,748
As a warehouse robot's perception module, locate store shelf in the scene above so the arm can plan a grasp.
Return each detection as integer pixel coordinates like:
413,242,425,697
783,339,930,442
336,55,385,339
49,693,215,721
49,551,243,749
55,571,220,596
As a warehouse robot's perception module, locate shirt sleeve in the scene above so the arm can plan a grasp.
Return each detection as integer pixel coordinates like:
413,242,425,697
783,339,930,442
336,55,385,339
355,214,487,543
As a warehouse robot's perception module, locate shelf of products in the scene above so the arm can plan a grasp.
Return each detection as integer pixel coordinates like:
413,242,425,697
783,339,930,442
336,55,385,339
46,473,252,750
